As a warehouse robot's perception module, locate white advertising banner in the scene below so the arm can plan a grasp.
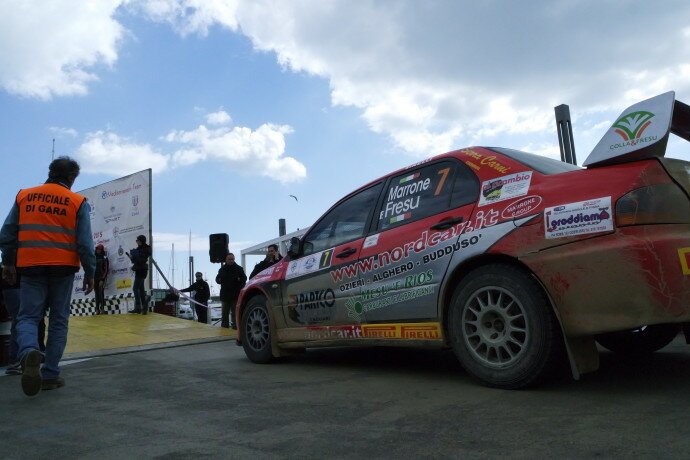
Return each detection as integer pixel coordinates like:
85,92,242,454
72,169,152,300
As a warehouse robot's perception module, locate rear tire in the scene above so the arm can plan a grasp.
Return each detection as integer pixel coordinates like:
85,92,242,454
448,264,564,389
596,324,679,355
241,296,274,363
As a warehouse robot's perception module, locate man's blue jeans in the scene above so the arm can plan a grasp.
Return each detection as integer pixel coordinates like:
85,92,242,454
2,288,20,362
16,274,75,379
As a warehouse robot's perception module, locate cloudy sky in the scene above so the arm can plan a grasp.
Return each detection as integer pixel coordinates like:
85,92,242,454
2,0,690,293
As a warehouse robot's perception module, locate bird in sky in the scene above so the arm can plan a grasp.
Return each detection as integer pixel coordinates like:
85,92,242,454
289,194,298,202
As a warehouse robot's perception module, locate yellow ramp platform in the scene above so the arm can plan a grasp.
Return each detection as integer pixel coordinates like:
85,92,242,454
64,313,235,359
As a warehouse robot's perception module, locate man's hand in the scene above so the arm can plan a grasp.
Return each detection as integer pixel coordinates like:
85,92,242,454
2,265,16,285
83,277,95,295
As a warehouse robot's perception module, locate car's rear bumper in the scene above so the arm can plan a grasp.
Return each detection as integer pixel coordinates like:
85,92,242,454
522,224,690,336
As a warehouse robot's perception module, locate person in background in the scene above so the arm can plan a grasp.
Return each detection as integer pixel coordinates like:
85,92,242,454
215,253,246,329
178,272,210,324
126,235,151,314
249,244,283,279
0,156,95,396
94,244,109,314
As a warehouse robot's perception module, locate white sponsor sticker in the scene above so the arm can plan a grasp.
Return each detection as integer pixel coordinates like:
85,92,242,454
285,248,334,280
478,171,532,207
544,197,613,239
363,233,380,248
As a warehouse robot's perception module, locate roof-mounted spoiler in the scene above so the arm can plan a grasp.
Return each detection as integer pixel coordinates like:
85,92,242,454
583,91,690,167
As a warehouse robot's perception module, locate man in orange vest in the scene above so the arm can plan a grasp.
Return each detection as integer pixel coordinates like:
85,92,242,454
0,156,95,397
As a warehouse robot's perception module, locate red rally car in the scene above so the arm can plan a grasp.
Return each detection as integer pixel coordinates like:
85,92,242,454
235,91,690,388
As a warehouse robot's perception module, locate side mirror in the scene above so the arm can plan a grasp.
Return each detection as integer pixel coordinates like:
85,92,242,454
287,236,302,258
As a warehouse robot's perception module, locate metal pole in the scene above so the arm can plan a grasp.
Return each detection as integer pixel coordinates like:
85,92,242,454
554,104,577,165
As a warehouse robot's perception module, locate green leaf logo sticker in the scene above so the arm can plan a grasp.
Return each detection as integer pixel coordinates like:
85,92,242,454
612,111,654,141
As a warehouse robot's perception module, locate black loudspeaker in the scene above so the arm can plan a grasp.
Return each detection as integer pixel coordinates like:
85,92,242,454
209,233,229,263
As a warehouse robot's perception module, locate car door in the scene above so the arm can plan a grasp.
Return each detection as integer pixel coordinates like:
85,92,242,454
281,182,383,327
351,160,479,323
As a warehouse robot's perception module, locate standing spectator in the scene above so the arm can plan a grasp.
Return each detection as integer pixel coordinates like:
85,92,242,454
178,272,210,324
249,244,283,279
94,244,109,314
126,235,150,314
0,156,95,396
216,253,246,329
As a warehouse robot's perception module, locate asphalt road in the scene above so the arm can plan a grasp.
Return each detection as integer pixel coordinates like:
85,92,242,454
2,336,690,459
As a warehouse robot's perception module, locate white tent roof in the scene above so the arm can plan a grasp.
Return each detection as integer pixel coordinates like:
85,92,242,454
240,227,308,271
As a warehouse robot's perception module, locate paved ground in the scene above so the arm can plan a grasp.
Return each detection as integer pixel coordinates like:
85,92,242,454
2,335,690,459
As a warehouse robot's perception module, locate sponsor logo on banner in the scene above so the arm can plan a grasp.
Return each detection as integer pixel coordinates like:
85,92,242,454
72,169,150,301
116,279,132,289
679,247,690,275
544,197,613,239
478,171,532,207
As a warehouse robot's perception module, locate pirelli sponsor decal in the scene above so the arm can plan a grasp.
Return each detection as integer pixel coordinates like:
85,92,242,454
399,324,442,339
679,247,690,275
304,322,443,340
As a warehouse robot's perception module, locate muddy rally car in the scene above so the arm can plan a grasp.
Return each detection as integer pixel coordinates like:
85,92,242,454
235,91,690,389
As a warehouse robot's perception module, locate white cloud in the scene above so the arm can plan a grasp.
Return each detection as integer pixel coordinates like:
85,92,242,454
5,1,690,160
206,110,232,126
73,121,306,183
145,0,690,156
74,131,170,176
49,127,79,139
0,0,124,99
165,123,306,183
124,0,239,36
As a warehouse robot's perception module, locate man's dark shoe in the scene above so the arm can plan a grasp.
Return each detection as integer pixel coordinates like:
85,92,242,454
129,310,140,314
42,377,65,390
230,323,237,330
5,362,22,376
21,350,43,397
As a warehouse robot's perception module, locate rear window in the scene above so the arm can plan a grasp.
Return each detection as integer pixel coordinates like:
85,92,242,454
487,147,581,175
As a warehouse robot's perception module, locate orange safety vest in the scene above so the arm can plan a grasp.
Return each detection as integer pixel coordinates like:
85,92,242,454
16,183,85,268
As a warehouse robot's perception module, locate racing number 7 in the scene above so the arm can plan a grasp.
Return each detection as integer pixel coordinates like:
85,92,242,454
435,167,450,196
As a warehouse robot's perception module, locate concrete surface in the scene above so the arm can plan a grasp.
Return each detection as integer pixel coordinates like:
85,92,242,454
2,336,690,458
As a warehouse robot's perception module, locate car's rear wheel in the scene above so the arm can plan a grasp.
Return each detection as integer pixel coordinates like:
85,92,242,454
448,264,564,389
241,296,273,363
595,324,679,355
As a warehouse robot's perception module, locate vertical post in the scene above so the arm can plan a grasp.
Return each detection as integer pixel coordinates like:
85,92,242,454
279,218,286,237
189,256,194,286
555,104,577,165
